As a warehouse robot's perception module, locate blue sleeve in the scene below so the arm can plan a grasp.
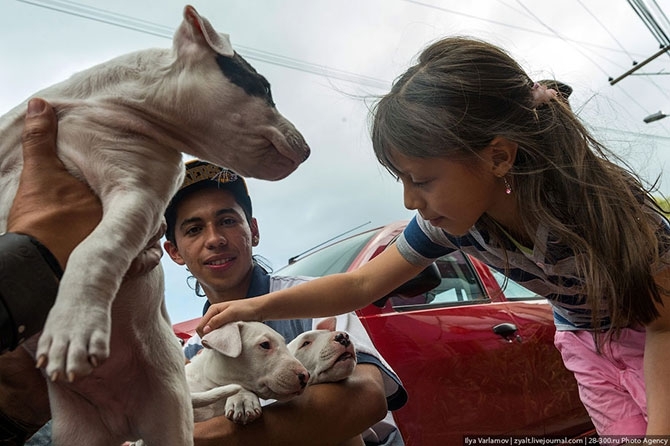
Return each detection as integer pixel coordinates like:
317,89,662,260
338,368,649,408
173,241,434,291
395,216,453,266
183,336,203,360
356,352,408,411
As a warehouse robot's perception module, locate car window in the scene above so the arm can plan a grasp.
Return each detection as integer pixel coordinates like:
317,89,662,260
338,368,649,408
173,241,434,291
277,230,377,277
488,269,544,300
391,252,488,310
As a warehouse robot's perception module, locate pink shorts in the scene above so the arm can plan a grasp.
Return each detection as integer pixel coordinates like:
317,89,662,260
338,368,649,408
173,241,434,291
554,328,647,436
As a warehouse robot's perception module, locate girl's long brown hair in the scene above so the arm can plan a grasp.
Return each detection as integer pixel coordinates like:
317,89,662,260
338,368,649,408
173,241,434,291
371,36,668,336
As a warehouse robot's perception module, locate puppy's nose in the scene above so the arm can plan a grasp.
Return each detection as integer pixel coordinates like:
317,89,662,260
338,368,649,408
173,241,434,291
334,332,350,347
298,372,309,387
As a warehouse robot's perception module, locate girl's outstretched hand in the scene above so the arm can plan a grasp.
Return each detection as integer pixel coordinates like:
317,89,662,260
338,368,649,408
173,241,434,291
196,297,264,337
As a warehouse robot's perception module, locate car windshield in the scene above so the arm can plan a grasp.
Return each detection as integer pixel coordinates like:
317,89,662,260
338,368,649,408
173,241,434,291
278,230,378,277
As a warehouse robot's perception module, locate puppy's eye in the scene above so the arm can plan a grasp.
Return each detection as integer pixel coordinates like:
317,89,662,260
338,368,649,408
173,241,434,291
260,341,271,350
300,341,311,348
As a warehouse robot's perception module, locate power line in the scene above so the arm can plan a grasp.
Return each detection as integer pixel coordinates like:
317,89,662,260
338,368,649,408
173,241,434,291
402,0,650,60
504,0,670,122
18,0,658,91
608,0,670,105
513,0,613,78
651,0,670,38
576,0,636,60
17,0,392,91
575,0,670,107
18,0,174,38
20,0,670,123
628,0,670,47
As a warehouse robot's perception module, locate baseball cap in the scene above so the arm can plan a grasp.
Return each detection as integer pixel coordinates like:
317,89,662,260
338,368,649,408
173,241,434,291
165,159,252,243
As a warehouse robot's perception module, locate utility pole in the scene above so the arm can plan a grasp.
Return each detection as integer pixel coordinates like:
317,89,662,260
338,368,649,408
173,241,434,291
609,45,670,85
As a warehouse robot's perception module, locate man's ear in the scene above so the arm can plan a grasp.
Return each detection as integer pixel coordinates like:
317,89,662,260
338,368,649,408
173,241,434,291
486,136,518,177
250,217,260,247
163,240,186,265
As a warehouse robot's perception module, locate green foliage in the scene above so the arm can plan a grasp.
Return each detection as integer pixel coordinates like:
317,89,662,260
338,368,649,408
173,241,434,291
655,196,670,216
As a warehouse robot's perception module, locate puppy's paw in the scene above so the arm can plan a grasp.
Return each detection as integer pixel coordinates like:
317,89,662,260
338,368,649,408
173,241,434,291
36,299,110,382
225,389,262,424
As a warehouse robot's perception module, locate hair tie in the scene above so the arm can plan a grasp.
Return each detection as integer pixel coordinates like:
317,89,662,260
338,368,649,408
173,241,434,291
531,82,558,108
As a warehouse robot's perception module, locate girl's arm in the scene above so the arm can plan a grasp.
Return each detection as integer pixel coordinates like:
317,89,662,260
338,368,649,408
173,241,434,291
644,266,670,435
198,244,425,334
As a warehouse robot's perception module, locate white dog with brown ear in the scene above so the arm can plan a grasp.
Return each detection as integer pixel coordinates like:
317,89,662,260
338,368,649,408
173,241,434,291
0,5,308,445
287,317,357,385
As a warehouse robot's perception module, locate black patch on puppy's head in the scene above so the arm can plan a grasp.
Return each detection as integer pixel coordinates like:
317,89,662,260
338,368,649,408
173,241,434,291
216,53,275,107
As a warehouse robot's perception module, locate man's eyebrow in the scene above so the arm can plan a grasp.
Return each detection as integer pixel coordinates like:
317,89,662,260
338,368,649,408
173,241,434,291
214,208,241,218
178,208,241,230
178,216,203,230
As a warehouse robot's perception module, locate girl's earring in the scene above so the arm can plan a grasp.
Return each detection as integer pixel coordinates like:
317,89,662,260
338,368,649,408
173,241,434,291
503,176,512,195
252,236,259,245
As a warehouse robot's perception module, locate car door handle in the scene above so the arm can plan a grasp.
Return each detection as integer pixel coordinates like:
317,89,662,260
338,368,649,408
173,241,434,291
493,322,522,343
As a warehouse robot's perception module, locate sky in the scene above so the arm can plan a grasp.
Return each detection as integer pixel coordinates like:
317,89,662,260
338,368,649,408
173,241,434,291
3,0,670,322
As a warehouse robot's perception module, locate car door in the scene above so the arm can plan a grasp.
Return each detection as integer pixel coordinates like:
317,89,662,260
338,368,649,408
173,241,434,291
356,251,590,444
486,270,592,438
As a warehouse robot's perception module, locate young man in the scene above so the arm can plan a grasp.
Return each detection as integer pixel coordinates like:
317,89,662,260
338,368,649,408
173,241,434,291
163,160,407,445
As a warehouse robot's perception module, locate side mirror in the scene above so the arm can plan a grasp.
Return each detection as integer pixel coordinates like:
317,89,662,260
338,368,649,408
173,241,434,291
373,263,441,307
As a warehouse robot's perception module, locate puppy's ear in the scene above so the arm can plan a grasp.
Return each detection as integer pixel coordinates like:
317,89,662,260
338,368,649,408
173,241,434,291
315,317,337,332
175,5,235,59
201,322,243,358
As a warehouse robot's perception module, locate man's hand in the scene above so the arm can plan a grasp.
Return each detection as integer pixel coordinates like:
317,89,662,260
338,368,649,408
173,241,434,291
7,98,102,268
193,364,387,446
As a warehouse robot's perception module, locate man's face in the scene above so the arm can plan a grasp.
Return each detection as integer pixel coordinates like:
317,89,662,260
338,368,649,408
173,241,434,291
164,187,258,301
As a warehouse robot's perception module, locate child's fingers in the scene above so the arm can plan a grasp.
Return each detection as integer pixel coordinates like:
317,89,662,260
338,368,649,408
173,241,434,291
197,304,236,336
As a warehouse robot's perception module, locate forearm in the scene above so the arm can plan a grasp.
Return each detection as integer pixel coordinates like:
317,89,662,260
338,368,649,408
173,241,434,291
258,272,375,321
194,364,388,446
257,245,424,322
199,245,424,335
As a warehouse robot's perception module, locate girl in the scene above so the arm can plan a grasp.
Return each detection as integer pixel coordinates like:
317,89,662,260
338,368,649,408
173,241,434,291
199,37,670,437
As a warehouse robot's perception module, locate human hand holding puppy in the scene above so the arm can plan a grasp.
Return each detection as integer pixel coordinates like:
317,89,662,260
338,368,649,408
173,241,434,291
0,97,105,442
7,97,102,268
2,98,162,354
8,97,163,275
0,97,166,441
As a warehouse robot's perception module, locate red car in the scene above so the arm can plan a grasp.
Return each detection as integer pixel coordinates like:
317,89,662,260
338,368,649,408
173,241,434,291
174,220,595,444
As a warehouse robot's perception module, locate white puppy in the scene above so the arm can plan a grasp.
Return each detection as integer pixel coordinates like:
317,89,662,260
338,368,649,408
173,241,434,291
287,317,357,385
187,322,310,424
0,5,308,445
